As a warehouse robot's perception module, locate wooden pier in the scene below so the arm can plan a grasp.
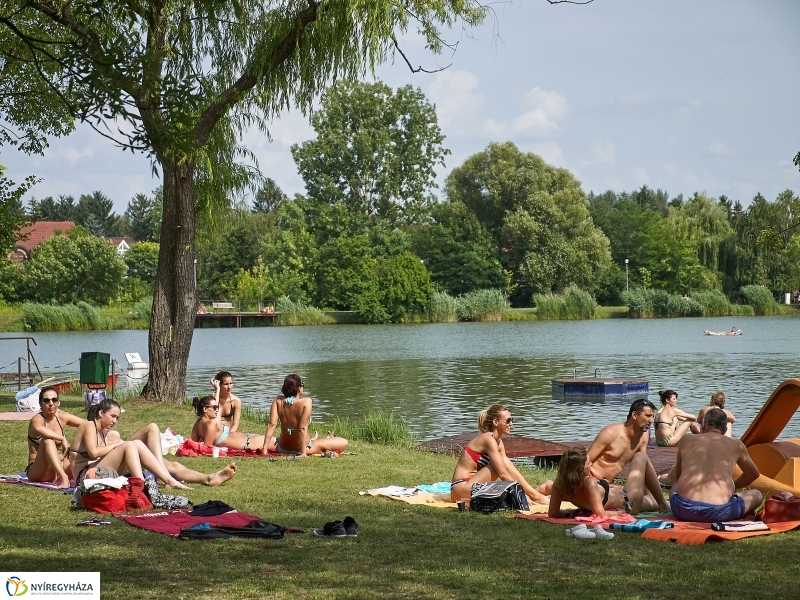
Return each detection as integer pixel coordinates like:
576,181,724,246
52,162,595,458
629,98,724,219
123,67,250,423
194,311,279,328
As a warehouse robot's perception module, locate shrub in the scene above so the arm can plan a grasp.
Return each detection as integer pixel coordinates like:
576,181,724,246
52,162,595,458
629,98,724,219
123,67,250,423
22,302,106,331
729,304,755,316
457,288,507,322
275,296,334,326
130,297,153,323
562,287,596,320
691,290,730,317
533,293,563,320
740,285,780,315
328,411,417,448
427,291,458,323
621,288,653,318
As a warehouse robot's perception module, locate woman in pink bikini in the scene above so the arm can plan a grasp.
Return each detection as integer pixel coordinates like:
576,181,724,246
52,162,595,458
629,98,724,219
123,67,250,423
451,404,551,505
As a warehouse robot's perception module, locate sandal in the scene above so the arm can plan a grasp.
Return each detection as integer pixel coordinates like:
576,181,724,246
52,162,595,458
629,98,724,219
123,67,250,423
589,525,614,539
566,524,596,539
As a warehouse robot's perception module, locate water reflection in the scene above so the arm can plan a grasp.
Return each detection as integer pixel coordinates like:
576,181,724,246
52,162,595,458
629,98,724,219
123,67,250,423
2,316,799,441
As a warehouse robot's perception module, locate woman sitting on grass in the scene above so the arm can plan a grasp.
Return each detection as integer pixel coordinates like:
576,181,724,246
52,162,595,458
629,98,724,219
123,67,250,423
191,395,268,451
72,398,236,488
548,446,667,517
211,371,242,433
261,374,349,456
26,386,85,489
654,389,699,447
451,404,551,505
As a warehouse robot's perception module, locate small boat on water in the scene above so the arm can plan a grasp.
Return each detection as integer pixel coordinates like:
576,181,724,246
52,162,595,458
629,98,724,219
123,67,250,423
704,328,742,336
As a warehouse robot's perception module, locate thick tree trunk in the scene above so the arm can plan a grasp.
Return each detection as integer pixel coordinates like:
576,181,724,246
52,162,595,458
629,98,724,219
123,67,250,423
143,158,197,401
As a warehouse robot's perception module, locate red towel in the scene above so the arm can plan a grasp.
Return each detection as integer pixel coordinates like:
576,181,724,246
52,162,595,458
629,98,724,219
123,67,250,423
117,508,264,537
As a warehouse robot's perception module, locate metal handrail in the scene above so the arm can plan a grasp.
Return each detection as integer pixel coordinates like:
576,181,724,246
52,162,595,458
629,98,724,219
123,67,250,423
0,336,43,389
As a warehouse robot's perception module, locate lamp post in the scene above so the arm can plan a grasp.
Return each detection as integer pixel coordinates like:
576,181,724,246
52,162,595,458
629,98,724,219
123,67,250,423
625,259,629,291
193,259,198,290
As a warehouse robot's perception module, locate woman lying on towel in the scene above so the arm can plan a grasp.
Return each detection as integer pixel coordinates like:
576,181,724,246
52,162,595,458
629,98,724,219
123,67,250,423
72,398,236,489
26,386,85,488
547,446,666,517
191,395,268,451
260,374,348,456
451,404,551,505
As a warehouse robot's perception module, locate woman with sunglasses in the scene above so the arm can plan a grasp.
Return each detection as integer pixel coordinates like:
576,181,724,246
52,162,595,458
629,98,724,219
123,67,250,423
72,398,236,488
451,404,552,504
26,386,85,488
261,374,348,456
191,395,268,451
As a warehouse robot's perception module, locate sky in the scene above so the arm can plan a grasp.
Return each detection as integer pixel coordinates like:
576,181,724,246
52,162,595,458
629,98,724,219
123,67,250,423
2,0,799,215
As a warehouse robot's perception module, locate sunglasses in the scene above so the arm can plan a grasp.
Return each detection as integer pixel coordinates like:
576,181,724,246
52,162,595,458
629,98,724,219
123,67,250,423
41,397,60,404
504,417,513,425
206,404,220,410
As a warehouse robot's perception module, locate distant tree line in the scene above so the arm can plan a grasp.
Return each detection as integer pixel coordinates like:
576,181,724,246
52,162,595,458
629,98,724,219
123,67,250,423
1,81,797,319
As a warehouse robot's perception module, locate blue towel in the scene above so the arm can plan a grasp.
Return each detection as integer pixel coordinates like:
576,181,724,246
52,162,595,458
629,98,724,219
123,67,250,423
610,519,674,533
416,481,452,494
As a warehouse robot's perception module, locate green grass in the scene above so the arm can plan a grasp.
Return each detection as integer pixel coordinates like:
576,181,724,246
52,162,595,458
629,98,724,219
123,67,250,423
2,395,800,599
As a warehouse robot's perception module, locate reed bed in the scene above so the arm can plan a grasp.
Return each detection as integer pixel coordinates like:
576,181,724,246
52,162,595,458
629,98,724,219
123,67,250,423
22,301,109,331
533,286,596,320
740,285,781,315
456,288,507,322
275,296,334,326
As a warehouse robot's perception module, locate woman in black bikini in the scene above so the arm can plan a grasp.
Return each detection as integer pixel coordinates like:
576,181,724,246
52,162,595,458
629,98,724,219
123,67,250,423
261,374,348,456
26,386,85,489
450,404,551,504
72,399,236,489
547,446,664,517
654,389,699,447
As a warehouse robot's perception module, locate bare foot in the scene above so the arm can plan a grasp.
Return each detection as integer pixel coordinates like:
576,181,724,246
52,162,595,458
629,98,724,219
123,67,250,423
166,479,192,491
207,462,237,487
537,480,553,495
56,477,71,489
326,431,335,438
528,493,549,505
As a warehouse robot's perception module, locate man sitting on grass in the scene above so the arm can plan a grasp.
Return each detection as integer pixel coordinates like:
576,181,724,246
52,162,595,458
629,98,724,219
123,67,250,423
586,398,669,513
670,408,762,522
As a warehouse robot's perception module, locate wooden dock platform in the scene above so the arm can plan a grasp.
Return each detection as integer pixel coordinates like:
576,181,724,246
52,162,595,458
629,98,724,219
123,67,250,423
194,312,279,328
421,434,677,476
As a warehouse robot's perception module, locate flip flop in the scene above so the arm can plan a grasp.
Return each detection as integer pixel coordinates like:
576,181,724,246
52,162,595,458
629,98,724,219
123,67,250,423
566,524,596,539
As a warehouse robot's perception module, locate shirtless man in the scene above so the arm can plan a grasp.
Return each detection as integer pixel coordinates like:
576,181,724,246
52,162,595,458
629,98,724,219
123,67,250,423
670,408,762,522
586,398,668,513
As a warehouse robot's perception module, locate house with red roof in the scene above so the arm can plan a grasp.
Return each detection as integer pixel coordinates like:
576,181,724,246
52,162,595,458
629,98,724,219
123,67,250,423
106,236,135,255
10,221,76,261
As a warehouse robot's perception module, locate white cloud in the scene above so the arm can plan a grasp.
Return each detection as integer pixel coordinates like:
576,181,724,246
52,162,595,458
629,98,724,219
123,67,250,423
53,145,95,166
584,139,617,166
631,167,650,186
709,141,733,156
512,87,567,137
529,141,566,166
427,70,484,136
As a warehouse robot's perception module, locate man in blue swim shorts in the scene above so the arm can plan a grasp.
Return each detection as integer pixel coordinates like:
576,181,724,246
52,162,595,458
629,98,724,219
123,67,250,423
670,408,762,522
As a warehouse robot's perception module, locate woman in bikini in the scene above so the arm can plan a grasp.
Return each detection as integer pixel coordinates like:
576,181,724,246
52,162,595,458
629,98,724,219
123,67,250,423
72,398,236,489
451,404,551,504
547,446,666,517
26,386,85,489
654,389,699,447
211,371,242,433
261,374,349,456
191,395,267,451
696,391,736,436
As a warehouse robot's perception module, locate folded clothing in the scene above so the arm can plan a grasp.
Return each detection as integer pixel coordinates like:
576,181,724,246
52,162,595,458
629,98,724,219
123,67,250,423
610,519,674,533
180,520,288,540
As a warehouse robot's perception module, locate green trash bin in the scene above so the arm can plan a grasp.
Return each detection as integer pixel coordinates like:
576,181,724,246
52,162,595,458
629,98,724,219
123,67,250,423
80,352,110,385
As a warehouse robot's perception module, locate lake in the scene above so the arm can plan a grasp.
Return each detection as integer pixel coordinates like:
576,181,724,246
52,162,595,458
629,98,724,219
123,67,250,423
2,316,799,442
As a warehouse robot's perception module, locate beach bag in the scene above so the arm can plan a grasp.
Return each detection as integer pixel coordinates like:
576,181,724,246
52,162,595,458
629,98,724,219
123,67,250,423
761,493,800,524
15,386,41,412
469,481,529,513
81,487,128,514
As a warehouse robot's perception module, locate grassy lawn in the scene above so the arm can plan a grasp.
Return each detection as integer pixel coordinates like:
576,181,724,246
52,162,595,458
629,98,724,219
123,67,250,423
1,393,799,599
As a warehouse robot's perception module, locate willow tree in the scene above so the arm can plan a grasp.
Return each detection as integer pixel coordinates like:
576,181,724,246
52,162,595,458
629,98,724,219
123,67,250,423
0,0,486,401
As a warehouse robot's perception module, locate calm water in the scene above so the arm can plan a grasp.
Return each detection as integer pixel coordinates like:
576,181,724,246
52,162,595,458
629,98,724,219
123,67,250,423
3,317,800,441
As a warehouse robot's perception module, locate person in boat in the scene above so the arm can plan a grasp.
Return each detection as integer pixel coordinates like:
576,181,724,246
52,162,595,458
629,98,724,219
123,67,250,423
654,389,699,447
670,408,762,522
211,371,242,433
72,398,236,488
548,446,668,517
261,374,349,456
696,391,736,437
586,398,669,512
451,404,552,505
26,386,85,488
191,395,269,451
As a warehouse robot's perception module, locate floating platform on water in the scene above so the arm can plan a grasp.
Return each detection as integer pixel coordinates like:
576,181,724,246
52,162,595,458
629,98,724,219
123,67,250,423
551,377,648,400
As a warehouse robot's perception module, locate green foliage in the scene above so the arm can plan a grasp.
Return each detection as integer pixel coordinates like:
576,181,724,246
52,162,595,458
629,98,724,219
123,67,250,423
292,81,447,226
446,142,612,306
125,192,161,241
374,252,432,322
690,290,730,317
740,285,780,315
534,287,596,320
275,296,333,326
252,178,287,213
131,297,153,323
328,411,416,448
621,289,653,318
427,291,458,323
18,228,126,305
622,288,705,317
124,242,160,286
456,288,507,322
0,166,36,253
729,303,756,316
22,301,107,331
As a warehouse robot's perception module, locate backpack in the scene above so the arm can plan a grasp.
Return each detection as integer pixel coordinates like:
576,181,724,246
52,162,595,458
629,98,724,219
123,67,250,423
469,481,529,513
